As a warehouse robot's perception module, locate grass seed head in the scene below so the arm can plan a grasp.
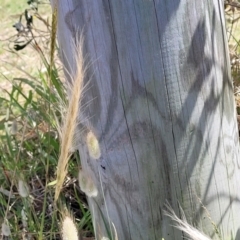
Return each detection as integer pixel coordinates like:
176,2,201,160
21,208,28,228
54,36,85,202
18,179,29,198
78,169,98,197
164,204,211,240
1,221,11,236
86,130,101,160
61,215,79,240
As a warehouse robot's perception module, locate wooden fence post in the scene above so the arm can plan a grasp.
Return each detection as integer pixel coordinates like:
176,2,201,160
54,1,240,239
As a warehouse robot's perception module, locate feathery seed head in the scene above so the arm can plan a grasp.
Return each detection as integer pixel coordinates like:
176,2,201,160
78,169,87,192
21,208,28,228
86,130,101,159
54,36,85,202
18,179,29,198
78,169,98,197
1,221,11,236
61,215,79,240
164,204,211,240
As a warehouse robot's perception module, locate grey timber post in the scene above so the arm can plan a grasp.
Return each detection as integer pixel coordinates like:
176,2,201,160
54,1,240,239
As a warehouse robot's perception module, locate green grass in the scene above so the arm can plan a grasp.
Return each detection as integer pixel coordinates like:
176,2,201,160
0,2,93,239
0,59,93,239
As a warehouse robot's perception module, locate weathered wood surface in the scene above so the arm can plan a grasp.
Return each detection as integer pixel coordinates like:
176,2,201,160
54,0,240,239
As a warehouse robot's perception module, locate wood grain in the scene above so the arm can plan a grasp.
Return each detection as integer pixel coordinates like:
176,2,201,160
55,0,240,239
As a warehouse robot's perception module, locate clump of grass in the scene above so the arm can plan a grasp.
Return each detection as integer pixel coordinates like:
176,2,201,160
0,46,93,239
0,2,93,239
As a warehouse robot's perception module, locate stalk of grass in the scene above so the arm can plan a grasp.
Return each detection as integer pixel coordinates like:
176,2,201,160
73,185,94,233
39,11,57,233
164,204,211,240
54,38,85,202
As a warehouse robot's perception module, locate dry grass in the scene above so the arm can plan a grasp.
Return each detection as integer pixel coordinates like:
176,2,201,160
164,204,211,240
0,2,94,239
55,37,85,202
0,1,52,93
225,2,240,125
